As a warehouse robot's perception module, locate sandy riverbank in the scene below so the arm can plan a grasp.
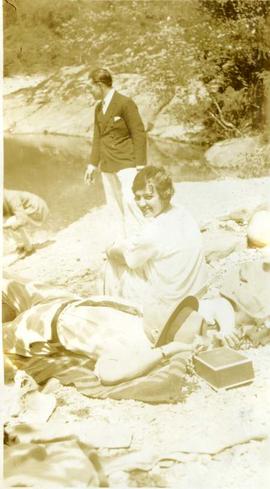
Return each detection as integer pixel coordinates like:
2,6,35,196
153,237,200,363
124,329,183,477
3,176,270,488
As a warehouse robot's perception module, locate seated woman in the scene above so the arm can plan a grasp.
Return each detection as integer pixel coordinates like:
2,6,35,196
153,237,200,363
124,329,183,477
104,166,208,343
3,188,49,256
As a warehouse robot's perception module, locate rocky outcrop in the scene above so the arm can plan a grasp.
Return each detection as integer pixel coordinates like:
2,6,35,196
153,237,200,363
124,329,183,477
4,67,206,145
4,67,167,137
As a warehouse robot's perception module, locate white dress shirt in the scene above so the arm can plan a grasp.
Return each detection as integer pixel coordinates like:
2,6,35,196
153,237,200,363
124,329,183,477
102,88,115,114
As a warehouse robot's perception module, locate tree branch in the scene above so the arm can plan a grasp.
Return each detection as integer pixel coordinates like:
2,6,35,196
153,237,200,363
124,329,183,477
210,96,243,136
4,0,16,10
209,111,233,132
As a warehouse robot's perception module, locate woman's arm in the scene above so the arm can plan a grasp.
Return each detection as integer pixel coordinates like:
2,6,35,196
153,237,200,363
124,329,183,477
3,213,29,230
95,341,194,386
106,241,127,266
106,221,158,271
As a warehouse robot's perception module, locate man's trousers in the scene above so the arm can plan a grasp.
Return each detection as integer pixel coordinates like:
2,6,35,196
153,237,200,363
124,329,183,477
101,168,145,237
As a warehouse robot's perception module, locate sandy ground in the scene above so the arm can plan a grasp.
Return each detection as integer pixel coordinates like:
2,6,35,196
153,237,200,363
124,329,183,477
5,176,270,294
4,343,269,489
2,175,270,488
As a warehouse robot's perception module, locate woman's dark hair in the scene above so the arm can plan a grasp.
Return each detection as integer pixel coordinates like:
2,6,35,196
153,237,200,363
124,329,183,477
132,166,174,202
90,68,113,87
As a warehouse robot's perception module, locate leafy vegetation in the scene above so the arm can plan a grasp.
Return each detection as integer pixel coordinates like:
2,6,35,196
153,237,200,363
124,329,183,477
3,0,270,144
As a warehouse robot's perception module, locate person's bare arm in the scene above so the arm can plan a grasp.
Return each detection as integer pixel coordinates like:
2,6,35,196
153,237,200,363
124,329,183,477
96,341,195,386
106,241,127,266
4,191,29,229
4,212,28,229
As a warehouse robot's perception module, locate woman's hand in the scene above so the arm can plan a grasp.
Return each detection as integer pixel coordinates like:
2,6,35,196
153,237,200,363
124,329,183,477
192,335,209,354
219,331,241,350
3,215,26,230
84,164,97,185
106,242,127,266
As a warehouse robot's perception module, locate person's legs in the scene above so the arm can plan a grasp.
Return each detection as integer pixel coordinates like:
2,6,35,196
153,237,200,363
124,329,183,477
103,259,148,305
118,168,145,235
101,172,126,237
103,258,125,296
102,169,145,238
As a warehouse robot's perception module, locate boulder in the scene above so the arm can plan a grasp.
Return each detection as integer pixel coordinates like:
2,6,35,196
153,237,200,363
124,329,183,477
205,136,270,170
202,228,246,263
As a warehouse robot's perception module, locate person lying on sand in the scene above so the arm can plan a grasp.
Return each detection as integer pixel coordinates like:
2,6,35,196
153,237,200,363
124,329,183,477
213,204,270,348
5,269,265,393
5,257,268,394
104,165,208,334
218,247,270,348
3,188,49,256
3,276,209,387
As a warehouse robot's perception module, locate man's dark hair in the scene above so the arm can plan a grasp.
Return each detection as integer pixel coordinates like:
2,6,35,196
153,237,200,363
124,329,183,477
90,68,113,87
132,166,174,202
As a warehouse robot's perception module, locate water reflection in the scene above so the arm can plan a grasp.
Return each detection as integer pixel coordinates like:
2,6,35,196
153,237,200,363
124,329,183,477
4,136,104,233
147,137,217,181
4,134,216,233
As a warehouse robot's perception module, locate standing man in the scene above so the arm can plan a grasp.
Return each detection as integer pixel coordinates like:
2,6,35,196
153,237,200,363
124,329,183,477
84,68,147,236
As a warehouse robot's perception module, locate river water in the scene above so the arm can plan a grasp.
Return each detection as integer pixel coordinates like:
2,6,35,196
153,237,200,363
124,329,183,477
4,134,216,233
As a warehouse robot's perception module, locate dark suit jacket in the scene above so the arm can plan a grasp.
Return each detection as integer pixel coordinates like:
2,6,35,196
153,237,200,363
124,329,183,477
90,91,147,173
